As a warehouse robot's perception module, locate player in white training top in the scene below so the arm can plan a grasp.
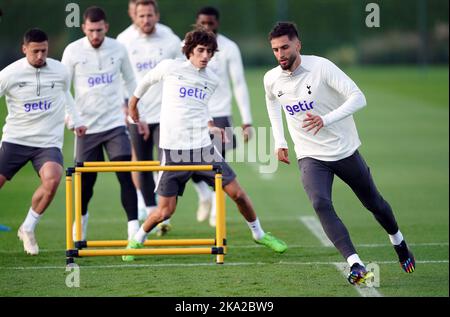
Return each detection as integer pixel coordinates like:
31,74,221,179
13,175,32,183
62,7,140,243
0,28,86,255
264,22,415,285
192,7,254,227
117,0,183,236
117,0,176,223
122,28,287,261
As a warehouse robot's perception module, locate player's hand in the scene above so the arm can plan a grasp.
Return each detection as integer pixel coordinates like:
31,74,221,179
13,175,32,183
277,148,290,165
242,124,253,143
75,125,88,137
210,126,230,144
137,121,150,141
128,96,140,123
302,113,323,135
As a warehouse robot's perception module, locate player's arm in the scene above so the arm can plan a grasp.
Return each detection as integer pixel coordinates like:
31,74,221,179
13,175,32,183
305,59,366,132
264,75,290,164
0,68,8,99
128,60,169,123
62,68,87,137
228,43,253,142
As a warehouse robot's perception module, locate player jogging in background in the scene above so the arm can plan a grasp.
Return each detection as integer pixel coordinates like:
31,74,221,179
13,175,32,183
264,22,415,285
117,0,178,222
123,28,287,261
0,28,87,255
117,0,183,236
192,7,254,227
62,7,139,243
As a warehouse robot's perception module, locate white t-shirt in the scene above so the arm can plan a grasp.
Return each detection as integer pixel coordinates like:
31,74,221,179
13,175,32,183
134,59,219,150
0,58,81,149
207,34,252,124
117,25,182,124
264,55,367,161
62,37,136,134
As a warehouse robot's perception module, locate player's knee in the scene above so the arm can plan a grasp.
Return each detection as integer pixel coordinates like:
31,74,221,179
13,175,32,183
160,205,175,220
43,177,61,196
312,197,333,214
364,197,388,214
229,188,248,205
0,175,6,189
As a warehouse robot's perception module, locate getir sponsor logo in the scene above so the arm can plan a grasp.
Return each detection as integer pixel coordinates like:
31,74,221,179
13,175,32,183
179,86,207,100
285,100,314,115
24,100,52,113
136,60,158,72
87,74,114,87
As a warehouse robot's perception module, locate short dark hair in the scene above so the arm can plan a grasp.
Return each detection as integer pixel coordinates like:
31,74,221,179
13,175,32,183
197,6,220,20
23,28,48,44
268,22,299,41
83,6,107,23
135,0,159,13
182,28,218,59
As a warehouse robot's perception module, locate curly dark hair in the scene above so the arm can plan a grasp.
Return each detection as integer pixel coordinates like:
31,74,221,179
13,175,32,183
182,27,218,59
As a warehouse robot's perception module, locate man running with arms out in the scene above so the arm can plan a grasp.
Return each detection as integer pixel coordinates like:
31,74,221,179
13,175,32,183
0,28,86,255
123,28,287,261
264,22,415,285
62,7,139,242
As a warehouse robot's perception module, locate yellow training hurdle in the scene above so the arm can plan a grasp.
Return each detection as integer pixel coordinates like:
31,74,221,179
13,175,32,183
65,161,226,265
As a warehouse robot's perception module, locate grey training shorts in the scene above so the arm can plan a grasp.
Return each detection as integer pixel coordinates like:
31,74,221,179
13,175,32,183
0,141,63,180
156,145,236,197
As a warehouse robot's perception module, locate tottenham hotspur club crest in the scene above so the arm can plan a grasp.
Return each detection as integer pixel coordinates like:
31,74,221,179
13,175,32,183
307,85,312,94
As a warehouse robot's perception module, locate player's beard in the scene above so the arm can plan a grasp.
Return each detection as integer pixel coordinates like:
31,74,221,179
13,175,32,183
279,54,297,71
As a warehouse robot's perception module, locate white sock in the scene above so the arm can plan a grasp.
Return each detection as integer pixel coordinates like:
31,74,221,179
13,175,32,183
146,206,157,217
22,207,41,232
82,213,89,238
193,181,213,202
127,220,140,240
136,190,146,209
389,230,404,246
134,226,149,243
247,218,265,240
72,212,89,240
347,254,364,267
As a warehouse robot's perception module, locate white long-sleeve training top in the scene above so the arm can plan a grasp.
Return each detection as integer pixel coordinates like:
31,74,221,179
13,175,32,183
117,25,183,124
264,55,367,161
208,34,252,124
0,58,81,149
134,59,219,150
62,37,136,134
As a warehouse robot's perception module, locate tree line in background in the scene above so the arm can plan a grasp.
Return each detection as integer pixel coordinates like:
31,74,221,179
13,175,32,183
0,0,448,68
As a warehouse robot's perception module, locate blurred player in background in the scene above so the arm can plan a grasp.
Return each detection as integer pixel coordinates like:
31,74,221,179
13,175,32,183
192,7,254,227
118,0,183,236
62,7,139,242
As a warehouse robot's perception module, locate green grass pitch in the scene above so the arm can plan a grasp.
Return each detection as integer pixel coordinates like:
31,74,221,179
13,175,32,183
0,66,448,297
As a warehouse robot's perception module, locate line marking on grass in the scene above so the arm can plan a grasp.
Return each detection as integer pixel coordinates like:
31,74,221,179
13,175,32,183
299,215,383,297
0,242,447,254
299,216,333,247
333,262,382,297
0,259,447,270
